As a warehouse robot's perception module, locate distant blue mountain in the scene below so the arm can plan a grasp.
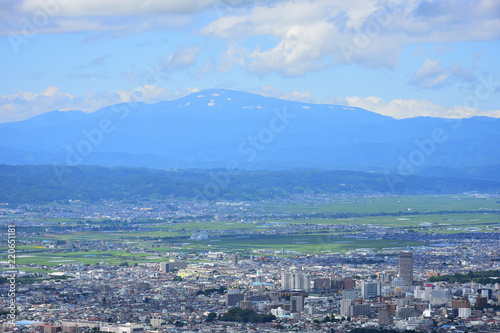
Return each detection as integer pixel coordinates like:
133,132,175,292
1,89,499,178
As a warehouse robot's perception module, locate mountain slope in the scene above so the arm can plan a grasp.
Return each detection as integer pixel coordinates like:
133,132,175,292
0,89,499,174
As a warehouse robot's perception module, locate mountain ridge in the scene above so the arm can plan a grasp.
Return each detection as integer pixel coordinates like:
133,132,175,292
0,89,499,175
1,164,499,204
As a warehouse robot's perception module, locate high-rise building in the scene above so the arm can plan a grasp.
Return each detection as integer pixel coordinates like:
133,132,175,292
340,298,352,316
314,278,331,293
225,293,245,306
378,308,393,326
150,316,162,328
399,252,413,286
395,305,416,319
361,281,381,299
232,254,238,265
281,272,311,291
290,296,304,313
331,276,344,290
160,262,169,273
294,273,311,291
350,304,371,317
342,289,357,300
343,277,355,290
281,272,293,289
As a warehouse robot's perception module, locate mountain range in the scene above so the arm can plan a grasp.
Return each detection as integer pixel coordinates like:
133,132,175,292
1,89,499,180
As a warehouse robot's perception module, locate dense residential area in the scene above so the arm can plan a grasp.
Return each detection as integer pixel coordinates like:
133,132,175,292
1,195,499,332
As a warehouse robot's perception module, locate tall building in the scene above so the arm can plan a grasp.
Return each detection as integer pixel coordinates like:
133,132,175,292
343,276,355,290
342,289,356,300
160,262,169,273
350,304,371,317
225,293,245,306
399,252,413,286
294,273,312,291
281,272,311,291
378,308,393,326
361,281,381,299
314,278,331,293
340,298,352,316
281,272,293,289
290,295,304,313
150,316,162,328
331,276,344,290
232,254,238,265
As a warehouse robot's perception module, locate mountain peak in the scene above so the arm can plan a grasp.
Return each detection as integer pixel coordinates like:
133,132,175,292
0,90,499,172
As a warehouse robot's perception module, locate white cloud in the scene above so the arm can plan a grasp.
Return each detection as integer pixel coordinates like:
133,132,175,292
410,58,476,88
247,21,333,76
157,45,201,75
5,0,500,76
0,85,200,123
338,95,500,119
117,85,169,103
18,0,214,16
246,85,500,119
199,0,500,76
250,86,315,103
0,86,75,122
200,0,404,75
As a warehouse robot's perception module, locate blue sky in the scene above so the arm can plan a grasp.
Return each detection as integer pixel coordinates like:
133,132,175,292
1,0,500,122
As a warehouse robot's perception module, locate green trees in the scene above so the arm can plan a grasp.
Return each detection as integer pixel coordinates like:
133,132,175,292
219,307,276,323
206,312,217,322
2,164,498,204
429,270,500,284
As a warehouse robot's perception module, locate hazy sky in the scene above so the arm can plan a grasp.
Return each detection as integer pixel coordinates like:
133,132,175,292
1,0,500,122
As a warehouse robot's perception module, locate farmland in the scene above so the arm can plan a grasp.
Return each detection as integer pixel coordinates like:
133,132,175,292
1,194,498,268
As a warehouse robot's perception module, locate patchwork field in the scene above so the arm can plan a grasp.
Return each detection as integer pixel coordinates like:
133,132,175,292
1,194,498,267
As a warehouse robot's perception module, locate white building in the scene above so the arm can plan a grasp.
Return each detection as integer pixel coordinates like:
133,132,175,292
271,307,289,318
458,307,471,318
340,298,352,317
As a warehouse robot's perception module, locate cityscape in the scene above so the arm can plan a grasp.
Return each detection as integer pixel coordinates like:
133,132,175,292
1,1,500,332
1,195,500,332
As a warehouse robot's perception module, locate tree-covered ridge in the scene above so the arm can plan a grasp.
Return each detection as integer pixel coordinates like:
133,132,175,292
429,270,500,284
219,307,276,323
0,164,499,204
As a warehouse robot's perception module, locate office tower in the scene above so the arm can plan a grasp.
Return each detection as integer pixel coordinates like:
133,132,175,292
290,295,304,313
342,289,356,300
281,272,293,289
160,262,169,273
340,298,352,316
378,308,393,325
293,273,312,292
314,278,331,293
361,281,381,299
225,293,245,306
399,252,413,286
232,254,238,265
351,304,371,316
331,276,344,290
343,276,355,290
282,272,311,291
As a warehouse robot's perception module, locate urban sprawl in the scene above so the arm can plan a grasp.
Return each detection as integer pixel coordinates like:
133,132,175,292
1,196,500,333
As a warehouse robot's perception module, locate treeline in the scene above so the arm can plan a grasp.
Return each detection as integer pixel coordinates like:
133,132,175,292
429,270,500,284
0,164,499,204
349,329,418,333
219,307,276,323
